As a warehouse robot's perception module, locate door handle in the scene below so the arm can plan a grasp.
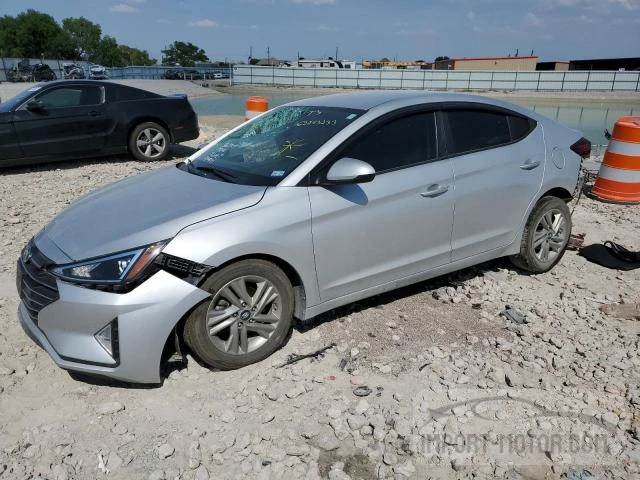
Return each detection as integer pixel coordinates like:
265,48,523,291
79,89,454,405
520,160,541,170
88,110,101,117
420,184,449,198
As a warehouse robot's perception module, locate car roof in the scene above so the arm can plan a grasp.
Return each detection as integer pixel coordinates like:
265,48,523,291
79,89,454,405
286,90,534,116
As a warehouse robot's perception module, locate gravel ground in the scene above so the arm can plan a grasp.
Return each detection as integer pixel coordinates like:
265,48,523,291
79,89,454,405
0,81,639,479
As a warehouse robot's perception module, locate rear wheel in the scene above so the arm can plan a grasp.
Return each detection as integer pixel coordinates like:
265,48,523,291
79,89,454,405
184,259,294,370
128,122,169,161
511,196,571,273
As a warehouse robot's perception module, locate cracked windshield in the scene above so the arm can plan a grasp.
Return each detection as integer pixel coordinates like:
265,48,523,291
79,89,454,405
188,106,363,185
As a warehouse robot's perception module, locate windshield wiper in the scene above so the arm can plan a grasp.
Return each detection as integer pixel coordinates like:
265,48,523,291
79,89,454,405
187,163,237,183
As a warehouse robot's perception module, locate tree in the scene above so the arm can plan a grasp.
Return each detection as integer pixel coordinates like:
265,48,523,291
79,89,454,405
161,41,208,67
62,16,101,60
118,45,156,66
434,56,450,62
93,35,121,67
249,58,260,65
0,9,73,58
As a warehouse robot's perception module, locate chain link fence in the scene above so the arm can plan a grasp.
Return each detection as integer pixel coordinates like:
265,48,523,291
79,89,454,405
0,58,232,82
232,65,640,92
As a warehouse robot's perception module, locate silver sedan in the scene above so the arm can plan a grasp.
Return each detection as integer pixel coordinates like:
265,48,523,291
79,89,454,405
17,91,589,383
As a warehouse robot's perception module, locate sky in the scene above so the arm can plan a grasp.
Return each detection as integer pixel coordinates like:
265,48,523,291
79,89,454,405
2,0,640,63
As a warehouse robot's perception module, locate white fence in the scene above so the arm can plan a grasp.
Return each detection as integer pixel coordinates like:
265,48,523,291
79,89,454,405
232,65,640,92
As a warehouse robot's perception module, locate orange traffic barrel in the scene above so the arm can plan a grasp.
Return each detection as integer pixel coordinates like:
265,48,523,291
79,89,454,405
245,96,269,121
591,116,640,204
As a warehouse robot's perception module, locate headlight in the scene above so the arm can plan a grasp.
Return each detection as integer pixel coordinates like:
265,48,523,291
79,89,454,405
52,241,167,284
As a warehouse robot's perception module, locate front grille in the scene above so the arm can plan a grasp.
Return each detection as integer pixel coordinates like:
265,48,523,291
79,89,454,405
17,244,59,325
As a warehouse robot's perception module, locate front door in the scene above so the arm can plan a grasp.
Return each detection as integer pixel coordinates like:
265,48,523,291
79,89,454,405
308,111,454,302
13,85,109,158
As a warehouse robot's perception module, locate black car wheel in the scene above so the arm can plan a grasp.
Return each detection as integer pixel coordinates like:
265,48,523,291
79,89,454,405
183,259,294,370
128,122,170,161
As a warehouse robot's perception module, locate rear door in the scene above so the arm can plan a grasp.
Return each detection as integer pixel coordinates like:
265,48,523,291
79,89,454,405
441,107,544,261
308,110,455,301
13,85,110,158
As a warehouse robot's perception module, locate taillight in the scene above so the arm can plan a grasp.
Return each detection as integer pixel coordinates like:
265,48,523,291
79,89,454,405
570,137,591,159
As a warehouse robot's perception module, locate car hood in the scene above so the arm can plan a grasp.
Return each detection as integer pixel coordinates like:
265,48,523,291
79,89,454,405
36,165,266,262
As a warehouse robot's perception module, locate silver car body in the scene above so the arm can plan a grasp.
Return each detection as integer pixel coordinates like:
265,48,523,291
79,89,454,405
18,91,582,383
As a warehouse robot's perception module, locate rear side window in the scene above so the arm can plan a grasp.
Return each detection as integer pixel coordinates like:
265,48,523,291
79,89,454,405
444,109,511,156
340,112,437,173
508,115,535,141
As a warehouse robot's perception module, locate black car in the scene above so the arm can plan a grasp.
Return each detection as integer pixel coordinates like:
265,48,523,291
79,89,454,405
31,64,57,82
0,80,199,167
182,69,203,80
162,69,183,80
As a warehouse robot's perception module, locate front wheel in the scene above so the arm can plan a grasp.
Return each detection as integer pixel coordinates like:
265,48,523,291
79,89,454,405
511,196,572,273
128,122,169,161
183,259,294,370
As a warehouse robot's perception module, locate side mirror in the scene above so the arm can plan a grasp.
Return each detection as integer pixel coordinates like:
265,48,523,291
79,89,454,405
26,100,44,112
325,158,376,184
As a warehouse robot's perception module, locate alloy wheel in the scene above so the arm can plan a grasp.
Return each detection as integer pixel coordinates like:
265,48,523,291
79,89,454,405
206,275,282,355
532,209,568,262
135,128,166,159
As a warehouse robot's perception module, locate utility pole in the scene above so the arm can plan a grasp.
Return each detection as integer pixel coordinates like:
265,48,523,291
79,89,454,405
267,46,270,65
335,47,338,61
249,46,252,64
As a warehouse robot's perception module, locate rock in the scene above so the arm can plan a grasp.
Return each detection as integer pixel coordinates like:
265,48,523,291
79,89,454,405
148,470,165,480
394,460,416,477
350,347,360,358
188,441,201,469
195,465,210,480
286,384,306,399
111,424,128,435
221,411,236,423
382,445,398,465
378,364,392,374
349,376,365,386
22,445,39,458
317,431,340,451
0,367,14,376
451,458,464,472
157,443,175,459
51,464,69,480
601,411,619,428
261,412,275,423
286,444,310,456
347,415,367,431
354,399,369,415
107,451,123,470
95,401,125,415
328,407,342,419
328,469,352,480
265,389,279,401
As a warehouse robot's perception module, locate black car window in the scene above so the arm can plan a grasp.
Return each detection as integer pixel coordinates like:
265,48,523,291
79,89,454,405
339,112,437,173
444,109,511,156
35,86,102,109
508,115,535,141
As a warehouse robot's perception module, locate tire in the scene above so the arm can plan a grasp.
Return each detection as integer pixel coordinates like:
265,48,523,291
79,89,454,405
511,196,572,273
128,122,170,161
184,259,294,370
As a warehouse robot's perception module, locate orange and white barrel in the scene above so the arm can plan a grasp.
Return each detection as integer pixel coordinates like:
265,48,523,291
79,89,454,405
245,96,269,121
591,116,640,204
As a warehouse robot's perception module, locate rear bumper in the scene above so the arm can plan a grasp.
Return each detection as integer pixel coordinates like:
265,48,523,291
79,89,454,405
19,270,209,384
173,125,199,143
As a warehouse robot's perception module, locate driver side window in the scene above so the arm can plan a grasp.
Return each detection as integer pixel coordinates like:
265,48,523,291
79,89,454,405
35,86,102,109
340,111,437,173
